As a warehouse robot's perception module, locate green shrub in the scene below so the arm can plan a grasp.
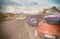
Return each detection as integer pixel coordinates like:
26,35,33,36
0,13,6,18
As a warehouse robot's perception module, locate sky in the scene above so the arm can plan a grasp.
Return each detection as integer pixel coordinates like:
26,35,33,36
0,0,60,6
0,0,60,14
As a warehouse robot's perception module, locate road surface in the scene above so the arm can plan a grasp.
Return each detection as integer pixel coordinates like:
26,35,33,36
0,19,40,39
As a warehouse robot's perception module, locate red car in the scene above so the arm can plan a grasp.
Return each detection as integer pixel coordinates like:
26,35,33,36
37,13,60,39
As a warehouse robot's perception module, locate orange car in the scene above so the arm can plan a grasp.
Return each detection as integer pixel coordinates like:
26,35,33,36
37,14,60,39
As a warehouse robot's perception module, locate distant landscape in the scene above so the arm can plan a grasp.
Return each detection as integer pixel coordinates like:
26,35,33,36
0,6,60,19
0,12,30,19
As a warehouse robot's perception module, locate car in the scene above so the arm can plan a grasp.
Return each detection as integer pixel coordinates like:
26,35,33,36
26,15,43,26
26,17,38,26
37,19,60,39
44,13,60,24
37,12,60,39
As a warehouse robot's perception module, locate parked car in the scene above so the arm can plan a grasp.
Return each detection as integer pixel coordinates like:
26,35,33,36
44,15,60,24
37,12,60,39
26,15,43,26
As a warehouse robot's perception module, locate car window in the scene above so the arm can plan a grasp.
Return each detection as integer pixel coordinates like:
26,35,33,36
48,12,59,15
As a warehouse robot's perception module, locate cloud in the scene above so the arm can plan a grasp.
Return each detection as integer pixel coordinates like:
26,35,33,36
5,0,51,5
1,0,60,6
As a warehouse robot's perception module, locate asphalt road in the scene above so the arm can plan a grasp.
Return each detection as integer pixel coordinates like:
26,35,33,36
0,19,40,39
